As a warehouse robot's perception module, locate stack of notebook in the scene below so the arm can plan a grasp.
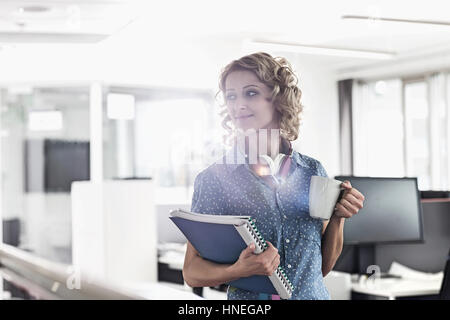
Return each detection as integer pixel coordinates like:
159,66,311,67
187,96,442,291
169,209,294,299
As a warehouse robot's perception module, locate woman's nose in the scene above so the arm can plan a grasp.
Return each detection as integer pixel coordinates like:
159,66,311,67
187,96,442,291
235,96,248,110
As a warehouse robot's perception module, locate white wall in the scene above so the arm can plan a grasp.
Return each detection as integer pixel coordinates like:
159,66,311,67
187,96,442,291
289,56,340,178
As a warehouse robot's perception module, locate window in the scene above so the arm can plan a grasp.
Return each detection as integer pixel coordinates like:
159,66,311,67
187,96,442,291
353,73,450,191
353,79,404,177
404,80,430,190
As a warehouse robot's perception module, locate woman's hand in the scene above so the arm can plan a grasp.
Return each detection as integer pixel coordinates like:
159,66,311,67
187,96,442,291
232,241,280,278
333,180,365,219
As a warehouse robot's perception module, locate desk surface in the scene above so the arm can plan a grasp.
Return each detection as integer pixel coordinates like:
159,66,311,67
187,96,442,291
159,251,185,270
421,198,450,203
125,282,203,300
351,278,442,299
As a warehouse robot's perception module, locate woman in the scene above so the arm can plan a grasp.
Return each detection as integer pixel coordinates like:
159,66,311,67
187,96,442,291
182,52,365,300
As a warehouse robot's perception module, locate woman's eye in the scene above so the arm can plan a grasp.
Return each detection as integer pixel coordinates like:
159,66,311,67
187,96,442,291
225,91,257,101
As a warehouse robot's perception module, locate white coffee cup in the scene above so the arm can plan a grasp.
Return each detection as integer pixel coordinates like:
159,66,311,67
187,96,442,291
309,176,343,220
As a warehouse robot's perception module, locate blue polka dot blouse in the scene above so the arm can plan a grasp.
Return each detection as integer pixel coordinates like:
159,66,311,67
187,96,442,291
190,141,331,300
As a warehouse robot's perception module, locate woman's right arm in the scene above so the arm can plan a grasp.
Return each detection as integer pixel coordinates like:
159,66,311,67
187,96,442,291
182,240,280,288
182,241,240,288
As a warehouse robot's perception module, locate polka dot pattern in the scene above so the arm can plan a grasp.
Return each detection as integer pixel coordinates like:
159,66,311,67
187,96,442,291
190,143,331,300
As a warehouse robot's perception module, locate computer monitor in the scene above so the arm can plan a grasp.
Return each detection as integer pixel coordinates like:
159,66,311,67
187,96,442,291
25,139,90,193
334,176,424,244
44,139,90,192
333,176,424,275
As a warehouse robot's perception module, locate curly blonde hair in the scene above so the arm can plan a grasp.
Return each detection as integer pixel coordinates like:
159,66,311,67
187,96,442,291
216,52,303,145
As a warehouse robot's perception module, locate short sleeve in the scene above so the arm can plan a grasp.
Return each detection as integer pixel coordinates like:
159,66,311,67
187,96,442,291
190,169,228,215
316,160,329,178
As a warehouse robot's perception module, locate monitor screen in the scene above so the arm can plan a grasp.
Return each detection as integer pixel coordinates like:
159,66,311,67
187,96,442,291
44,139,90,192
333,176,424,244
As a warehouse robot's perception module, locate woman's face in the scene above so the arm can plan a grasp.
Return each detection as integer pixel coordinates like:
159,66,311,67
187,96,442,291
224,70,279,132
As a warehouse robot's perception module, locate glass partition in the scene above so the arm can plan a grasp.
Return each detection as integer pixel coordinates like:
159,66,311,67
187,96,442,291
102,87,221,204
1,86,90,263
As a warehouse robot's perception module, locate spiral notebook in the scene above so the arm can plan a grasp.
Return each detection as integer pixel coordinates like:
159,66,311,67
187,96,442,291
169,208,294,299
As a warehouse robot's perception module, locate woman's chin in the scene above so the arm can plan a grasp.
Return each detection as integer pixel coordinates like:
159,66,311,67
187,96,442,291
236,126,258,134
235,121,258,131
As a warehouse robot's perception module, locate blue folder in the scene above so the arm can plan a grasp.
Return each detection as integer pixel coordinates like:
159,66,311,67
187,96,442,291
170,216,280,295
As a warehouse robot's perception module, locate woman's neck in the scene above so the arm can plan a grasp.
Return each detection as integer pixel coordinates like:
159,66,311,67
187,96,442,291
264,133,281,161
237,130,283,161
261,119,282,160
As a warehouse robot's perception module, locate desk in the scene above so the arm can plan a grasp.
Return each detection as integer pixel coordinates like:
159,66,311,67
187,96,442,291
124,281,204,300
158,248,187,286
351,278,442,300
158,261,228,298
158,249,228,299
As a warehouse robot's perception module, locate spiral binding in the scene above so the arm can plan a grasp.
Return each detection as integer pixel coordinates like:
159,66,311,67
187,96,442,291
245,217,294,294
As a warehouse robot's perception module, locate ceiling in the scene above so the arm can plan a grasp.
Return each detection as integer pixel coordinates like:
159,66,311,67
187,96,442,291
0,0,450,75
0,0,139,41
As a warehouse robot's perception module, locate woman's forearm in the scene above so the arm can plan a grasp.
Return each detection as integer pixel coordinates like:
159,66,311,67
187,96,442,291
183,254,242,288
321,215,345,277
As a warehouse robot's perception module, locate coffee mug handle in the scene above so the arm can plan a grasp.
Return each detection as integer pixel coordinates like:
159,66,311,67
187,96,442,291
336,188,345,202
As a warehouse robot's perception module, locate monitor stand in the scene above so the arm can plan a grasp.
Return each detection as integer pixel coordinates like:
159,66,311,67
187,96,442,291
355,244,376,275
352,244,402,279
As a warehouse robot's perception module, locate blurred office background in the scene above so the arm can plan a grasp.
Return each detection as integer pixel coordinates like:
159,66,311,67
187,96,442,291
0,0,449,300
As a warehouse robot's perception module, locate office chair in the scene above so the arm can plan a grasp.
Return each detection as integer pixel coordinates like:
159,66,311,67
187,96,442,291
439,248,450,300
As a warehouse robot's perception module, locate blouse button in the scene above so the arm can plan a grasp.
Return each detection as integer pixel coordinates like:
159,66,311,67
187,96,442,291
285,239,290,244
287,264,292,269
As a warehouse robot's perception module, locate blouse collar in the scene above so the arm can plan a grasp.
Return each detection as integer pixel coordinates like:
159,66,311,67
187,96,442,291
220,136,309,173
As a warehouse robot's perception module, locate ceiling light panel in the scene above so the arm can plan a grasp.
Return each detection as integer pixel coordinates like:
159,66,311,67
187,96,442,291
0,1,140,42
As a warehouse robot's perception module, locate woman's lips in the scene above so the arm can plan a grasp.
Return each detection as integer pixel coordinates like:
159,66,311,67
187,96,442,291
235,115,254,119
